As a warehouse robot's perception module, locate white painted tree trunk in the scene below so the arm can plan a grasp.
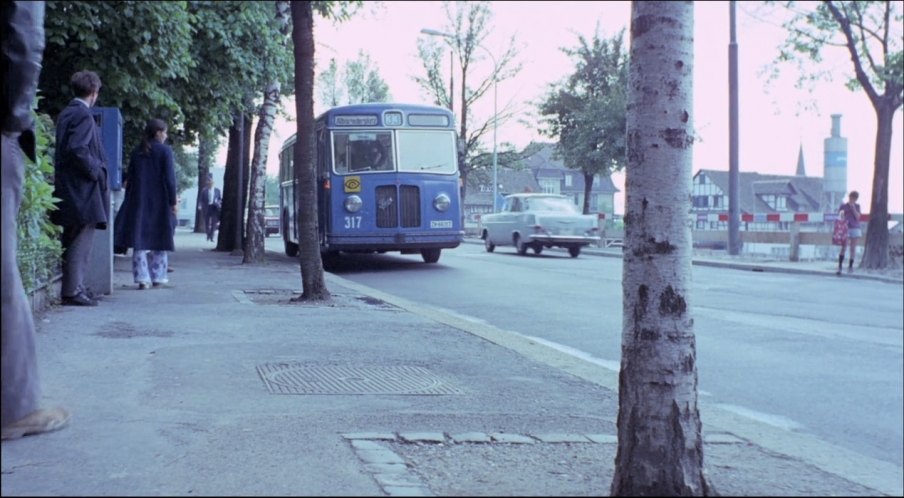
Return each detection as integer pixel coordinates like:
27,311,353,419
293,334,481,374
243,81,280,264
612,2,713,495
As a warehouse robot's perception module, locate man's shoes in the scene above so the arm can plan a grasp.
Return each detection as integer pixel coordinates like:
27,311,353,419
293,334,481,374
61,292,97,306
138,282,149,290
167,266,174,273
1,407,70,440
83,287,102,301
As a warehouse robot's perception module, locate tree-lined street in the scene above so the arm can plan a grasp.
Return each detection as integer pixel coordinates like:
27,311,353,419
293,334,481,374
281,240,904,471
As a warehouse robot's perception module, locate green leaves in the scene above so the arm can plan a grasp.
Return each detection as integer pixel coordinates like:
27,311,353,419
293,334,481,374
17,110,62,293
538,27,629,180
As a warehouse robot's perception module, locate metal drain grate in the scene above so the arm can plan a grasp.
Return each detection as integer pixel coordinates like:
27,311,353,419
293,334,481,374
256,364,462,395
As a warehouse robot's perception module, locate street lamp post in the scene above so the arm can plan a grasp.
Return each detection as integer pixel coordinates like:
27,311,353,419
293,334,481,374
421,28,499,213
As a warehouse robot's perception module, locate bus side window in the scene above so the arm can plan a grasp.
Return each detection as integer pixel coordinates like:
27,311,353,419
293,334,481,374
333,134,349,173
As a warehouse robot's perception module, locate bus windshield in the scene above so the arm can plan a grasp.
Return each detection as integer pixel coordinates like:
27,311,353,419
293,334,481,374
333,131,394,173
397,130,457,174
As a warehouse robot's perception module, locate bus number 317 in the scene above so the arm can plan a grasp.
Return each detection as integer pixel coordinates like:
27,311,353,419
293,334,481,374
344,216,362,229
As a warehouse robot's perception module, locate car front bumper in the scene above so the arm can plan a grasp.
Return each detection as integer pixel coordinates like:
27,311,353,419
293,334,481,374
528,234,600,246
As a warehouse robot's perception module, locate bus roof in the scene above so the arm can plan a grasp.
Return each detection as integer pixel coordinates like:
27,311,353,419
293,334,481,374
317,102,452,118
281,102,456,153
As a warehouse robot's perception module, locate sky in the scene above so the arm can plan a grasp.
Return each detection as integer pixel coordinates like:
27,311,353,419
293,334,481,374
220,1,904,215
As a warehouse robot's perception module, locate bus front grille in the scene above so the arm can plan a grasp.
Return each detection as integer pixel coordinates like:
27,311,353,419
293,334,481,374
400,186,421,228
375,185,421,228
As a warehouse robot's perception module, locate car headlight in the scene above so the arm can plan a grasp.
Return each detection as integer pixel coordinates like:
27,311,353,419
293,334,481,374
344,195,363,213
433,193,451,212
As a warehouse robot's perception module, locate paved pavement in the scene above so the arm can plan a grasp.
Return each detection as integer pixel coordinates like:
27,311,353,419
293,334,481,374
2,229,901,496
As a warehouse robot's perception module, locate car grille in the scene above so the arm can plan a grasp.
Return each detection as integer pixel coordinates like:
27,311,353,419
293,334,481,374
376,185,421,228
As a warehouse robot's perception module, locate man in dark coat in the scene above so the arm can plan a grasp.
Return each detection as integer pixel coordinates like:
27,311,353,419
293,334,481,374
51,70,109,306
197,177,222,242
2,0,70,440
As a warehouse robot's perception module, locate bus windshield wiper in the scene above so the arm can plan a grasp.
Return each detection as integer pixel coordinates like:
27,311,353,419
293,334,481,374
420,163,447,170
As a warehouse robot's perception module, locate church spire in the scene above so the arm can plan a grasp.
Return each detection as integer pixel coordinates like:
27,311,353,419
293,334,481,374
795,143,806,176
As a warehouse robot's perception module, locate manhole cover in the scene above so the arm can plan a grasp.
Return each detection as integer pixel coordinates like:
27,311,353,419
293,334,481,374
256,364,462,395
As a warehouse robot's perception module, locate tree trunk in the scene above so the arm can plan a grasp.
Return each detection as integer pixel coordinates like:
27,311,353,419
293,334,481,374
860,103,894,269
193,136,213,234
217,112,253,252
612,2,714,496
583,171,594,214
217,118,242,252
291,0,330,301
243,82,281,264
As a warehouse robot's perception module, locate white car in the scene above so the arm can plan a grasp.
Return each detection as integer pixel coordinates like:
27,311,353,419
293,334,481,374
480,193,600,257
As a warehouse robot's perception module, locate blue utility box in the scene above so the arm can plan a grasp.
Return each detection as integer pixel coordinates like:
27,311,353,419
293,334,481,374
91,107,123,190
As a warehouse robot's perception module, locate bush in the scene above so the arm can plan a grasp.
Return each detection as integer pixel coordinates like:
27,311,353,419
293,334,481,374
16,111,62,293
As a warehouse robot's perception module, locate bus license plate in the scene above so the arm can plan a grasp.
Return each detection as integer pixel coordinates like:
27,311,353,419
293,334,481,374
430,220,453,228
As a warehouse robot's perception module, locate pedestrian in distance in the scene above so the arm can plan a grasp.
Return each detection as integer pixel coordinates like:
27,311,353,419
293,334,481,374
837,190,862,275
2,0,71,440
50,69,109,306
113,118,176,289
197,176,222,242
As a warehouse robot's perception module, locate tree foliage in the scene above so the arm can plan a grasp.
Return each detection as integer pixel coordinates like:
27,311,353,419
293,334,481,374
40,1,194,158
413,0,522,200
17,111,62,293
773,0,903,269
538,26,629,214
317,50,392,107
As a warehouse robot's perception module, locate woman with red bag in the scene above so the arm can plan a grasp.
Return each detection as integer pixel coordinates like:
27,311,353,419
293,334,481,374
836,191,862,275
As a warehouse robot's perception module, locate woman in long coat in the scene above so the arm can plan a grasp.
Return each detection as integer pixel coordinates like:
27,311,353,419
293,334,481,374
113,118,176,289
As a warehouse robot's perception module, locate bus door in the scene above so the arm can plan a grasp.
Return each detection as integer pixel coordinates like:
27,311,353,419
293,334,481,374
316,126,330,247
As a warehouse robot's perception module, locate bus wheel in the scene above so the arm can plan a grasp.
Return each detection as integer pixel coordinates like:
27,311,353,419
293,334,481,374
421,248,441,263
284,239,299,257
321,251,340,269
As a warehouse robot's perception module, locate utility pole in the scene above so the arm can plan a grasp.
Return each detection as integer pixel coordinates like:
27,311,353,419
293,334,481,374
728,0,740,255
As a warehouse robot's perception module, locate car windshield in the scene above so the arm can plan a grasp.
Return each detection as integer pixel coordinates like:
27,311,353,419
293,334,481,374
265,207,279,217
524,196,579,213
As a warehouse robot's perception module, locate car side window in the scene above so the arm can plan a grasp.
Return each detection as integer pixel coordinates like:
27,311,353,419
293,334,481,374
510,198,521,213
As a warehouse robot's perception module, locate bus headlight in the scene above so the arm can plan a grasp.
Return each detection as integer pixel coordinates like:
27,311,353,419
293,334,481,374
433,193,451,212
344,195,363,213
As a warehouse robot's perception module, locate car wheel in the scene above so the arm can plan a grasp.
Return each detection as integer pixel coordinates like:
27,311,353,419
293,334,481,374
421,248,441,263
515,234,528,255
483,232,495,252
568,246,581,258
532,245,543,255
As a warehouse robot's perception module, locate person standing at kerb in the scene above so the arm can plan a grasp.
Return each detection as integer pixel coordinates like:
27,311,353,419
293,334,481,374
2,0,71,440
837,190,862,275
197,177,222,242
50,70,109,306
113,119,176,289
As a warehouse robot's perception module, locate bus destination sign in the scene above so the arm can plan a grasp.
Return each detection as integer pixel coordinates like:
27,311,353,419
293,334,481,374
334,115,378,126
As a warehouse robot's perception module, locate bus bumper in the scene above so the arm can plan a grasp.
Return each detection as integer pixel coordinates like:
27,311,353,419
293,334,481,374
326,231,463,251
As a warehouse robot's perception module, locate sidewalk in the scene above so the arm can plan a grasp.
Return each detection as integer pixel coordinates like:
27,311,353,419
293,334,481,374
1,229,900,496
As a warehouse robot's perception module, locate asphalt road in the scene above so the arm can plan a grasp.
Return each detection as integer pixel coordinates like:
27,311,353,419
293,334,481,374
276,240,904,471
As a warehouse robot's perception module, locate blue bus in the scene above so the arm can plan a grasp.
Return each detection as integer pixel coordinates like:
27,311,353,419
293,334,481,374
278,103,463,263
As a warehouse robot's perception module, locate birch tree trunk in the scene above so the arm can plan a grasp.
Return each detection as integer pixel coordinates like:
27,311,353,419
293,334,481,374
612,2,714,495
243,82,281,264
291,0,330,301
